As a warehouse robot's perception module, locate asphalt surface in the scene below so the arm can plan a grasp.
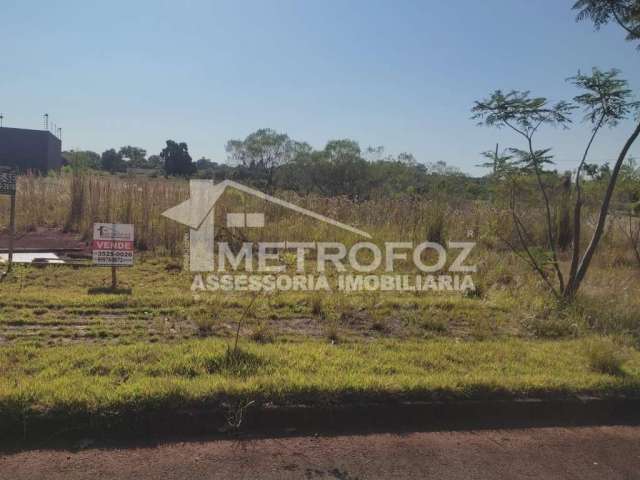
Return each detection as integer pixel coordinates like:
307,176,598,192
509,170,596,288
1,426,639,479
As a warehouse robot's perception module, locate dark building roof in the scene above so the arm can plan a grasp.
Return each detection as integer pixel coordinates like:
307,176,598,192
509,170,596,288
0,127,63,172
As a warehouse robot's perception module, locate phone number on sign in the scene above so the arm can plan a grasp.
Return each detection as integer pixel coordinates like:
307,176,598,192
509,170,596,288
93,250,134,265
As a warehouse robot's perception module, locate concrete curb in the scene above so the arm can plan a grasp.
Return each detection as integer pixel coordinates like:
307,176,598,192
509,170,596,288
2,395,640,449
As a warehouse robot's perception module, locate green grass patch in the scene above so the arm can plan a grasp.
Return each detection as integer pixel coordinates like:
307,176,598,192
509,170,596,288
1,337,639,422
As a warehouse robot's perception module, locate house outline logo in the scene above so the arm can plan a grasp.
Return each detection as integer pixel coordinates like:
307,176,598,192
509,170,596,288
162,179,371,272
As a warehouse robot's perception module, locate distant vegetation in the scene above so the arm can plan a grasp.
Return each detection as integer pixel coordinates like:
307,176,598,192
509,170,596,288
63,132,484,200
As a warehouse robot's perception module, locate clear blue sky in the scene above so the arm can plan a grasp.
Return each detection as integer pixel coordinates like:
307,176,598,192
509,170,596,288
2,0,638,175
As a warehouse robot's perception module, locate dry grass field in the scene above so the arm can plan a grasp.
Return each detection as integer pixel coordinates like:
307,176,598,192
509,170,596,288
1,173,639,433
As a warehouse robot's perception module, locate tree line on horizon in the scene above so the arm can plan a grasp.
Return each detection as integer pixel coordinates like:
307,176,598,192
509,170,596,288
62,130,493,199
62,126,639,204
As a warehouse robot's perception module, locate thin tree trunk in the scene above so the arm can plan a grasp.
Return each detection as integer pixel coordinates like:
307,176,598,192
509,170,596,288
566,116,604,296
566,120,640,298
528,138,564,292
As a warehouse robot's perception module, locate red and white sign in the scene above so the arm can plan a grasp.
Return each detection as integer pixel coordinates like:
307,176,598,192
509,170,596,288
92,223,134,266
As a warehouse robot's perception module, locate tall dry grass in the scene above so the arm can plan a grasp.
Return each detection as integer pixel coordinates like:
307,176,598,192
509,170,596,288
0,172,186,254
0,172,636,267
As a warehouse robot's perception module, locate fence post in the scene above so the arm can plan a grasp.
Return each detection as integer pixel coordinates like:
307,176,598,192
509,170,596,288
7,191,15,273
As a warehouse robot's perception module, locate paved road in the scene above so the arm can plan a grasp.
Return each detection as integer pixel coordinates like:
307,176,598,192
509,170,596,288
1,426,640,479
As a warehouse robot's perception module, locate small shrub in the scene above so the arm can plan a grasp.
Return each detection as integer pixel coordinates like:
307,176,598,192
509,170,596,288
371,319,387,333
191,298,223,336
585,338,627,376
420,316,448,333
193,311,219,336
194,346,265,377
326,322,340,343
221,346,264,376
310,293,324,317
249,323,274,344
426,209,446,244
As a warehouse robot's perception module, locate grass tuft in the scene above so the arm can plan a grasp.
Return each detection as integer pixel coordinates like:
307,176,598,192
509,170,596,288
584,337,628,376
193,311,219,336
249,323,275,344
325,322,341,344
309,293,325,317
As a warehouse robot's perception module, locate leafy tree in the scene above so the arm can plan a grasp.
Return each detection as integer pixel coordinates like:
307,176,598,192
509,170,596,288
583,162,600,178
574,0,640,46
118,146,147,168
226,129,298,192
62,150,100,170
320,140,370,199
425,160,462,176
192,157,222,180
161,140,195,176
565,68,640,297
367,157,424,195
147,155,163,169
473,68,640,300
196,157,217,170
396,152,417,165
509,147,556,173
273,138,480,199
477,144,514,177
100,149,126,173
364,145,387,162
324,139,361,162
274,144,319,194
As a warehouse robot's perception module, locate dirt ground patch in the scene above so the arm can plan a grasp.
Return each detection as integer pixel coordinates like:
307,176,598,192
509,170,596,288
0,227,88,253
1,426,639,479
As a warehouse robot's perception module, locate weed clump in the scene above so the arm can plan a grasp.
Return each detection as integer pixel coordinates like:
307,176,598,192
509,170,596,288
211,346,264,376
326,322,340,344
584,338,627,376
309,293,325,318
249,323,274,344
524,307,579,339
193,314,217,336
190,298,223,336
370,319,387,333
420,316,448,333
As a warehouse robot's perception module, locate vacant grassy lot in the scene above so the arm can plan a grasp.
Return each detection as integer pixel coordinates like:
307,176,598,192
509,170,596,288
1,175,640,433
0,256,639,429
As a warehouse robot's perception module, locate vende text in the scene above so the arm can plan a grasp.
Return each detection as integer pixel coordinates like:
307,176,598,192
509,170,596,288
92,240,134,251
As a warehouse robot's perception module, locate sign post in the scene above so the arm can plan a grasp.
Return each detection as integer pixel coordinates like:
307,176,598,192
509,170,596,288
92,223,134,290
0,168,17,275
